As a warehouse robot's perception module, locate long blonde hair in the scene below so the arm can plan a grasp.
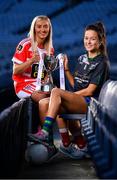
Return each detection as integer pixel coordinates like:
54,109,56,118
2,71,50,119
28,15,53,55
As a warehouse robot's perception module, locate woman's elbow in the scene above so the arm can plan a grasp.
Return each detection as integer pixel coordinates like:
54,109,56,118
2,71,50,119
13,68,17,75
88,91,94,97
13,64,20,75
87,89,96,97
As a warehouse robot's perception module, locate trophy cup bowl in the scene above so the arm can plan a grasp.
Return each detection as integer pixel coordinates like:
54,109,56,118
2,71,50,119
41,55,58,92
44,55,58,72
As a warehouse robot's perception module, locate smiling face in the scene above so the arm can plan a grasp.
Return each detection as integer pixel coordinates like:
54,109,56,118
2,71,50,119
84,30,100,55
34,18,50,42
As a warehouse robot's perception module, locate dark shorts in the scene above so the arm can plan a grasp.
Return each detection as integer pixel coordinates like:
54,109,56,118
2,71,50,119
84,96,91,105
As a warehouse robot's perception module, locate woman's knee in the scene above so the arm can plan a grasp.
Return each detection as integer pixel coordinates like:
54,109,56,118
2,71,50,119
51,87,61,97
31,91,49,102
39,98,49,111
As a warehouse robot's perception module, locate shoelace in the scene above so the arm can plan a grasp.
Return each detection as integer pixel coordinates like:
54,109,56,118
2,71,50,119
71,144,87,155
70,144,79,153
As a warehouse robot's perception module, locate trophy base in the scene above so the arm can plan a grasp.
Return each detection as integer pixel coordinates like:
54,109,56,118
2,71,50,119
41,84,50,92
40,84,55,92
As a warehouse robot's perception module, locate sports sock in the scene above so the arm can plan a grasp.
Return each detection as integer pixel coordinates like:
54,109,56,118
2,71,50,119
42,116,54,134
71,128,87,148
59,128,71,147
73,135,87,149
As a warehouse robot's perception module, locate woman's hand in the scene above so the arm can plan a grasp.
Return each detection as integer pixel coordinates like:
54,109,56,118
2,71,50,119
31,50,40,63
13,50,40,75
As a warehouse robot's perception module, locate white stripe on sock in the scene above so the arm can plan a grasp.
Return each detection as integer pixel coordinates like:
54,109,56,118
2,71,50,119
59,128,68,133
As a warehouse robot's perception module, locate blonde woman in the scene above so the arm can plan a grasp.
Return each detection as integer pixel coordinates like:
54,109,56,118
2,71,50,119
12,15,54,101
12,15,59,160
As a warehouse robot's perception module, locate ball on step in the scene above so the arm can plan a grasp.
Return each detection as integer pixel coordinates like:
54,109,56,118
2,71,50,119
25,143,48,165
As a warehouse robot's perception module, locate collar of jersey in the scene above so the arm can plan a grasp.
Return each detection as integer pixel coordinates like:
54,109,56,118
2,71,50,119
88,53,101,61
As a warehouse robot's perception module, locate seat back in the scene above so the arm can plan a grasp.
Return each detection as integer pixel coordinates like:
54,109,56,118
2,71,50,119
98,80,117,123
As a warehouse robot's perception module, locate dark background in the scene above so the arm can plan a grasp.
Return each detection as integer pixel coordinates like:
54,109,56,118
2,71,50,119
0,0,117,112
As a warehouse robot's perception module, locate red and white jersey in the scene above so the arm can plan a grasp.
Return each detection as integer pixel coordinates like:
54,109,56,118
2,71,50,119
12,37,54,94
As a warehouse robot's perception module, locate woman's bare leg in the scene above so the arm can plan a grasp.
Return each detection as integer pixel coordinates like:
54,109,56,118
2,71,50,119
68,120,87,148
39,96,56,144
41,88,87,147
31,91,50,126
47,87,87,118
31,91,50,103
38,87,87,133
39,94,67,127
38,97,50,124
39,97,67,130
30,88,88,150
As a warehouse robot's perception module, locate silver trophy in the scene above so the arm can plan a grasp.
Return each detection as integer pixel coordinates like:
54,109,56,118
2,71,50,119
41,55,58,92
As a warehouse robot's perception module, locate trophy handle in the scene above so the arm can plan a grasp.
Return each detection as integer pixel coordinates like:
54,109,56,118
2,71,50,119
49,72,53,84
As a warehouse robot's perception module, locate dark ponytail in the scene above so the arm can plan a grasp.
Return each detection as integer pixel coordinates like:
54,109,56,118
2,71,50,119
95,21,107,56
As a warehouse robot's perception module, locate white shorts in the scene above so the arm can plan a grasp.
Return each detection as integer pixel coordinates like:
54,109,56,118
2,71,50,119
16,82,37,99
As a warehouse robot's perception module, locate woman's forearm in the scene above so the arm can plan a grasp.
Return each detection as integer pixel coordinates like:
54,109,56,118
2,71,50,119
13,58,34,75
75,84,97,97
65,70,74,87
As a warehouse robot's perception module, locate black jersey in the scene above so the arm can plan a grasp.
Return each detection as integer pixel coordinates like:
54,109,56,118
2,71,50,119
73,54,109,98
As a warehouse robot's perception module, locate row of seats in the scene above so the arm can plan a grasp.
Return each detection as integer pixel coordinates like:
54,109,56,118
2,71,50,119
0,97,30,178
0,95,45,177
82,80,117,178
0,0,17,14
0,0,117,90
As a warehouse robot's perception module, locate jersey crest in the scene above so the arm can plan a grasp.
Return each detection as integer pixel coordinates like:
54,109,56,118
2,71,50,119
17,44,23,51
